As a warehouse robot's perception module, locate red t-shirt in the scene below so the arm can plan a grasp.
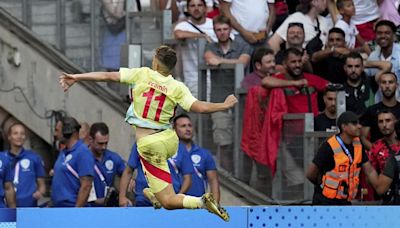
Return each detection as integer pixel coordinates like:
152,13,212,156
369,139,400,173
275,73,328,116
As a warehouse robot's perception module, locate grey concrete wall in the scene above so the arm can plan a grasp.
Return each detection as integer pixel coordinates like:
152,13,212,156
0,24,134,160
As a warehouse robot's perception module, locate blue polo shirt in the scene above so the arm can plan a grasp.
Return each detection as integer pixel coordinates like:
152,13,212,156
51,140,95,207
5,148,45,207
184,143,217,197
0,153,12,208
128,144,193,207
93,149,125,199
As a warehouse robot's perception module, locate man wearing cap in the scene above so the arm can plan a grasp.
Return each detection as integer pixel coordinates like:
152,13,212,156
51,117,95,207
306,111,380,205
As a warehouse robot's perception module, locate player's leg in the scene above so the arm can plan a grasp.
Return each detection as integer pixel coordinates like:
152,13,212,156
137,129,229,221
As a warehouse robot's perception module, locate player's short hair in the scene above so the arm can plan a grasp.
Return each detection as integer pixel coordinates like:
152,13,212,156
155,45,177,73
89,122,109,138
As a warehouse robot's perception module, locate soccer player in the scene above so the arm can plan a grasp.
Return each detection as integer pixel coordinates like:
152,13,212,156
59,45,236,221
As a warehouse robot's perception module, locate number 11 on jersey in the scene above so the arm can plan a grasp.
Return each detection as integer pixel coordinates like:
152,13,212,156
142,88,166,121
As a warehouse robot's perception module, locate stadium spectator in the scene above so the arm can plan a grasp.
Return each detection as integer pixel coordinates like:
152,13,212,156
240,48,276,189
328,0,379,42
174,0,217,98
369,110,400,175
334,0,370,53
342,52,374,115
241,47,276,90
366,20,400,102
204,15,251,67
173,114,221,201
312,27,350,84
262,48,328,116
314,87,338,132
268,0,329,55
275,22,313,73
361,73,400,150
374,120,400,204
203,15,251,172
88,122,125,206
306,111,379,205
5,123,46,207
219,0,275,52
51,117,95,207
261,48,329,189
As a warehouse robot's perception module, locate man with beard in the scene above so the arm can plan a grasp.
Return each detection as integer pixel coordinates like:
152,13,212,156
275,22,313,73
369,110,400,175
241,47,276,90
314,86,337,132
262,47,328,116
366,20,400,102
342,52,374,116
361,72,400,149
374,121,400,204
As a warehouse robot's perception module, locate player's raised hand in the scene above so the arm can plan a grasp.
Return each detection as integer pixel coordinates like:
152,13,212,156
59,72,76,92
224,94,238,109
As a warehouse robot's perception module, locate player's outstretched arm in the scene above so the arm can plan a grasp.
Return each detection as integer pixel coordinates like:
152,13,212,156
190,94,238,113
59,71,120,92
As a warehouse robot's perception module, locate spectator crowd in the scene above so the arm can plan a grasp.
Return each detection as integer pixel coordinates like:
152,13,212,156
3,0,400,207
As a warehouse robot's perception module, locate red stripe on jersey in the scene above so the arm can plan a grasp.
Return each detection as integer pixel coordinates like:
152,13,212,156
139,155,172,183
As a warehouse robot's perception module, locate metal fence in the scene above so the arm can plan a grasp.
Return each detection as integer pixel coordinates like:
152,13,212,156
176,37,337,203
0,0,171,71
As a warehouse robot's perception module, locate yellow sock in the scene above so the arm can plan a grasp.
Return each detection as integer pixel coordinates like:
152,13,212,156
182,195,202,209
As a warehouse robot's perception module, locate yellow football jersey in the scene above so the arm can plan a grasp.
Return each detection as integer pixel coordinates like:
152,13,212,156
120,67,197,129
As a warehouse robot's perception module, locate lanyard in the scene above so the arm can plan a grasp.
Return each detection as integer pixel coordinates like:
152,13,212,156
336,135,353,164
168,158,179,174
193,165,207,193
13,162,20,192
94,164,108,186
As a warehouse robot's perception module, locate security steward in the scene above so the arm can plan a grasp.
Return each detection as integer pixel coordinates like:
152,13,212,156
306,111,380,205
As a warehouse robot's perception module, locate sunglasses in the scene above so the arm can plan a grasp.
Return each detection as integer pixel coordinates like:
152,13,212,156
288,22,304,29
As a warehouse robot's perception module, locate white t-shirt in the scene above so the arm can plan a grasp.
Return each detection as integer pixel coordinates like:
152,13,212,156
174,18,217,98
352,0,379,25
275,12,329,47
335,19,359,49
223,0,275,33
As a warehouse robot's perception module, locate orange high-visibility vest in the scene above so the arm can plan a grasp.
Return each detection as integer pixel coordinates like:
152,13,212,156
321,135,362,200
